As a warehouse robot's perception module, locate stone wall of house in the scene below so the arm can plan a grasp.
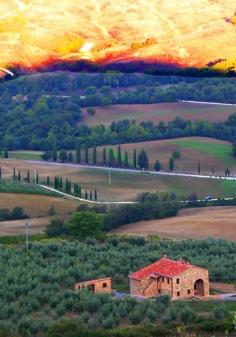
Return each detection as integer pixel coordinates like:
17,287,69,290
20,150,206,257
172,267,209,300
75,277,112,294
158,276,173,296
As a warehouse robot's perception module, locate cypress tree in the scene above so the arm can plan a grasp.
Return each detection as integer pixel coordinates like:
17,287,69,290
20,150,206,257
27,170,30,183
169,157,175,171
109,149,114,167
65,179,69,192
68,151,73,162
13,168,16,181
54,176,58,189
133,149,137,169
85,190,88,199
59,177,63,189
93,146,97,165
68,180,71,193
46,176,50,186
118,145,122,167
138,150,149,170
103,148,107,166
76,142,81,163
124,151,129,168
154,159,162,172
89,190,93,200
36,173,39,184
77,184,82,197
4,149,8,159
84,145,89,164
94,189,97,201
18,171,21,182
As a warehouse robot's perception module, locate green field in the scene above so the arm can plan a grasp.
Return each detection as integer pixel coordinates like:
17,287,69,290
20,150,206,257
9,151,43,160
172,139,234,165
0,180,57,196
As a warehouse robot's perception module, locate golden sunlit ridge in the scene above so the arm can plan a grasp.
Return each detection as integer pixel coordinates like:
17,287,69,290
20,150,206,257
0,0,236,74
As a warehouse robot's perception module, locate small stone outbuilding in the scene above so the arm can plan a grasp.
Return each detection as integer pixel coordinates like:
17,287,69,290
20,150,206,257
75,277,112,294
130,257,209,299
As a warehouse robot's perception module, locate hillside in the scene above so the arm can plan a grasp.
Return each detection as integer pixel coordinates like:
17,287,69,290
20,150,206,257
81,102,236,126
111,206,236,241
1,72,236,150
1,158,235,202
91,137,236,174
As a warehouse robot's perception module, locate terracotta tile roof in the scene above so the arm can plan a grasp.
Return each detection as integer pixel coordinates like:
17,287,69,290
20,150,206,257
131,258,194,280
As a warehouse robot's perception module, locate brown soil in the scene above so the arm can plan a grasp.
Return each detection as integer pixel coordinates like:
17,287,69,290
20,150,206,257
210,282,236,293
111,206,236,240
0,216,51,236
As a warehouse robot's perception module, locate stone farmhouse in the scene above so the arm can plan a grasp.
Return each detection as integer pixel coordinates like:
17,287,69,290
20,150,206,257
75,277,112,294
130,257,209,299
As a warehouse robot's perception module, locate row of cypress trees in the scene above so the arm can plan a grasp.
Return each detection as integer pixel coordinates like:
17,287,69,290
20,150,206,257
75,143,150,169
0,168,98,201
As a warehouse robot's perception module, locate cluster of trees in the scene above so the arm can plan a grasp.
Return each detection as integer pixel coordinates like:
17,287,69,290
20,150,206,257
47,192,180,238
44,175,97,200
0,237,234,336
0,206,28,221
36,113,236,156
103,192,180,231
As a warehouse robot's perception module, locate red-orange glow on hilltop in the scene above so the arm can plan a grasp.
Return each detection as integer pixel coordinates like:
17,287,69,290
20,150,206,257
0,0,236,73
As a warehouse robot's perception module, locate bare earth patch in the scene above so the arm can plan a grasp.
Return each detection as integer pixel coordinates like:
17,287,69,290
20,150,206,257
111,206,236,241
0,217,51,236
210,282,236,294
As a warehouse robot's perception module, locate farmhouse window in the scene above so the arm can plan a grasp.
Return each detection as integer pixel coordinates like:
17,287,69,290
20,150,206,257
103,283,107,288
177,291,180,297
176,278,179,284
187,289,191,294
162,277,164,282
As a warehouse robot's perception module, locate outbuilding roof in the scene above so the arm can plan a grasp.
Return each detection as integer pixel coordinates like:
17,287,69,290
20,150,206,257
131,257,197,280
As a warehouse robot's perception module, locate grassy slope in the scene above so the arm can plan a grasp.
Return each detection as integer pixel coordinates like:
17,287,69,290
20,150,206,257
172,139,234,165
9,151,43,160
0,180,57,196
1,157,236,201
93,137,236,174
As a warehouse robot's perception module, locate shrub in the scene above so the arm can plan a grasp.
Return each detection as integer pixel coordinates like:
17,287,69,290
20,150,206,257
129,309,142,325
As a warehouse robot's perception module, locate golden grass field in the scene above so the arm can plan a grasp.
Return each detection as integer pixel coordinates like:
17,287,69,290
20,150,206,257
111,206,236,241
0,193,78,218
0,193,79,236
